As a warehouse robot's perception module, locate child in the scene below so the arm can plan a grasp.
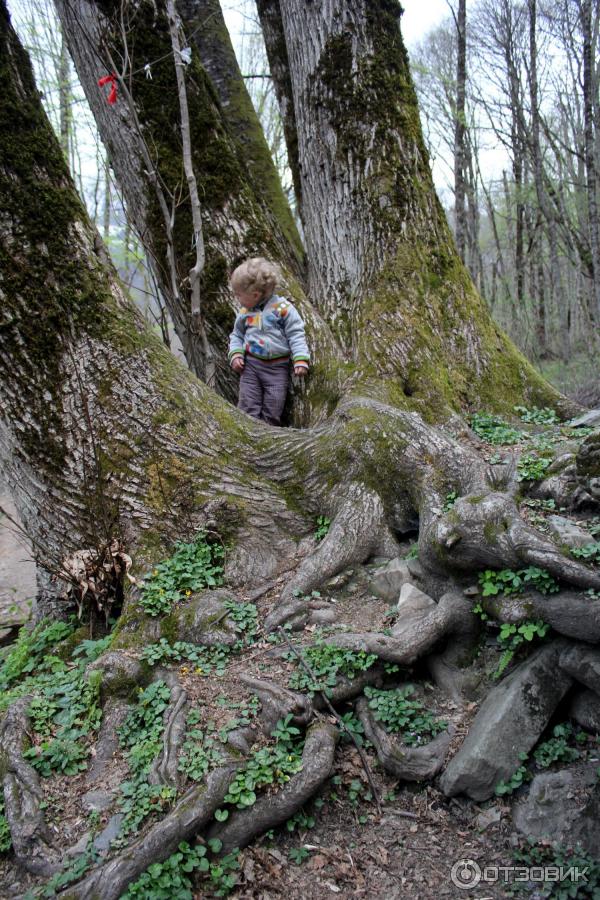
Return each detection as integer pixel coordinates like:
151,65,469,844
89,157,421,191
228,257,310,426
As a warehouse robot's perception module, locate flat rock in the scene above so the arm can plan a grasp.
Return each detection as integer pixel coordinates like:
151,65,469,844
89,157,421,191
513,762,600,854
396,583,436,617
368,558,424,603
65,832,91,859
547,515,594,549
439,643,573,801
94,814,124,854
309,607,338,625
81,789,115,812
570,409,600,428
475,805,502,830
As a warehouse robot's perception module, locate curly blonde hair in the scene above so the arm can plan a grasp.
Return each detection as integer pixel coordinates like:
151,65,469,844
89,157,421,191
229,257,281,297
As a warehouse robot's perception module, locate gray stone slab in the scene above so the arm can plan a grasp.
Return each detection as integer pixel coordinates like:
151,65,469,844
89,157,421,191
570,410,600,428
94,814,124,854
560,644,600,694
569,689,600,733
513,763,600,855
439,643,573,801
547,515,595,550
368,557,424,603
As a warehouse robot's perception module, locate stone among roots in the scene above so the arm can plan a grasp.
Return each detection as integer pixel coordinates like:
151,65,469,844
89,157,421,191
513,762,600,856
547,515,595,550
569,689,600,733
395,583,436,619
439,643,573,801
165,589,239,645
560,644,600,693
368,558,424,603
570,410,600,428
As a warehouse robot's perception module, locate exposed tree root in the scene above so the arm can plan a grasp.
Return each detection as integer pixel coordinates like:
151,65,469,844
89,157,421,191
265,483,399,630
57,764,239,900
206,721,339,854
238,675,313,733
356,697,454,781
422,491,600,591
326,591,475,665
486,591,600,643
148,672,188,788
0,699,60,877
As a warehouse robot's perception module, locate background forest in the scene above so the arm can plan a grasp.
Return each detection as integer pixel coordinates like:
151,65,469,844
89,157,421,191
8,0,600,400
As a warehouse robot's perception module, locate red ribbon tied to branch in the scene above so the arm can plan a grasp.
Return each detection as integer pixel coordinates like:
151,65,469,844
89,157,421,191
98,73,117,105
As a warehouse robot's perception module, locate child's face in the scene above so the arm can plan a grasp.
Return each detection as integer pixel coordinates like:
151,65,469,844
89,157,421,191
233,288,262,309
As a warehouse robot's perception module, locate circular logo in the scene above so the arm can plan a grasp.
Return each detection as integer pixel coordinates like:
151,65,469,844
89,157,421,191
451,859,482,889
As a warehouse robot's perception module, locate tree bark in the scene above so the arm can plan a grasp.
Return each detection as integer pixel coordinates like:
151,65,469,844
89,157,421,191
528,0,547,352
255,0,561,411
580,0,600,322
454,0,467,263
54,0,313,395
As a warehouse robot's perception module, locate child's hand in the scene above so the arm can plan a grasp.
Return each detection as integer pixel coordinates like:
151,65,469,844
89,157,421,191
231,357,245,373
293,364,308,378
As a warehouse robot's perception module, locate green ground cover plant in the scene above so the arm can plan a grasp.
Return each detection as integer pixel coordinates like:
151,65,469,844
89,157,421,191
314,516,331,541
571,543,600,565
470,412,524,445
517,453,552,482
363,685,447,745
478,566,559,597
140,532,224,616
114,681,176,843
141,638,231,675
286,639,377,695
514,405,559,425
121,840,240,899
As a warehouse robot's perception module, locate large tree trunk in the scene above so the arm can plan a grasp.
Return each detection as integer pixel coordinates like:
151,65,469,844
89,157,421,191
580,0,600,322
453,0,467,264
53,0,313,395
2,3,599,896
255,0,560,413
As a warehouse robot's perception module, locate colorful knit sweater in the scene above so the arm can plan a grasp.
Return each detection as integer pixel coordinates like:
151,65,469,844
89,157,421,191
228,294,310,365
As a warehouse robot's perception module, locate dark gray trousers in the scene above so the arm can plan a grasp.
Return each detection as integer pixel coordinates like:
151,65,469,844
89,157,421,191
238,356,290,426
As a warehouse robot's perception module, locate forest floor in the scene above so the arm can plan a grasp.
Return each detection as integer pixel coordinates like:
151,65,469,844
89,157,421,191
0,568,521,900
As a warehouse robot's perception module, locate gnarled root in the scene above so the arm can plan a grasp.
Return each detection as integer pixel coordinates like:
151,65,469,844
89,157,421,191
421,491,600,591
326,591,475,666
485,591,600,643
57,764,239,900
206,721,339,854
0,698,61,876
239,675,313,733
265,483,398,631
148,671,188,788
356,697,453,781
